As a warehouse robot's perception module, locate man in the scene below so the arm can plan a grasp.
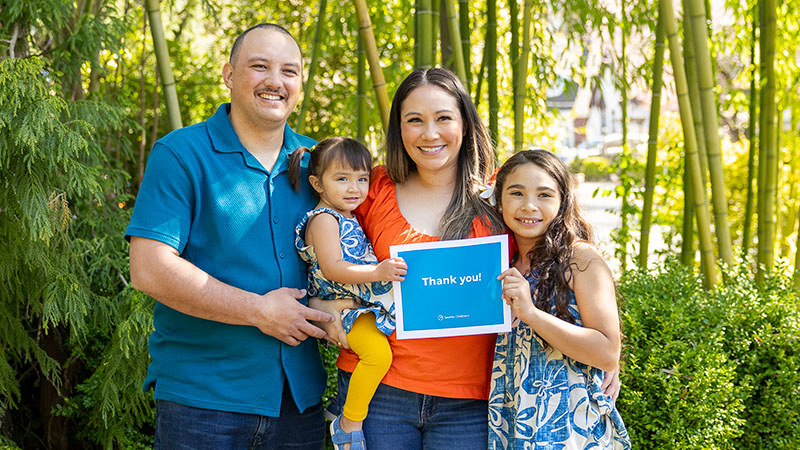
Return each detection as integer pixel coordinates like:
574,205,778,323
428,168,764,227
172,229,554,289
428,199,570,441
127,24,346,449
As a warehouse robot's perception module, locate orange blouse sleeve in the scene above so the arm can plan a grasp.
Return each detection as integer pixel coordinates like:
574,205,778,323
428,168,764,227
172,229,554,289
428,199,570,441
354,166,391,229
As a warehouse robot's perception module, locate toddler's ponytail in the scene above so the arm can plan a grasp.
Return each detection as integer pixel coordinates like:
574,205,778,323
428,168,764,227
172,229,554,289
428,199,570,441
288,146,311,192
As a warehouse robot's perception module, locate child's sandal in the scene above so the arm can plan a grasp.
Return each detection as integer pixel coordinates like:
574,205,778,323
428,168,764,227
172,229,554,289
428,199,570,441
330,414,366,450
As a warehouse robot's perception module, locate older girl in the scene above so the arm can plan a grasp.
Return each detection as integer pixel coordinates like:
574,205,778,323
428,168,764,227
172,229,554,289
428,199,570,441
490,150,630,449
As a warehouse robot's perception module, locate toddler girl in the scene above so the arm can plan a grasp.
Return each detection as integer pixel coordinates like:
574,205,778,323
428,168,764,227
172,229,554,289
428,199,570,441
489,149,631,449
289,137,406,450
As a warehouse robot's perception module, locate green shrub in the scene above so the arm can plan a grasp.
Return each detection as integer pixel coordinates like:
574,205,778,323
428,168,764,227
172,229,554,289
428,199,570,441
570,156,612,181
617,262,800,449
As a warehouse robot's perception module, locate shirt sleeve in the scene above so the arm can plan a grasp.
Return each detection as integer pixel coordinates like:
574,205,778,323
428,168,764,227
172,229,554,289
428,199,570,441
124,141,194,253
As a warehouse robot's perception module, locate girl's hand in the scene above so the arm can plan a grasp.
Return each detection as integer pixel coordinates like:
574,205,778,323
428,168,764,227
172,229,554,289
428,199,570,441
601,365,621,401
376,257,407,282
497,267,535,319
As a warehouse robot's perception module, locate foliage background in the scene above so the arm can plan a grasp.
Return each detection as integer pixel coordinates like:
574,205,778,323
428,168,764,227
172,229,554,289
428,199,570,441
1,0,799,448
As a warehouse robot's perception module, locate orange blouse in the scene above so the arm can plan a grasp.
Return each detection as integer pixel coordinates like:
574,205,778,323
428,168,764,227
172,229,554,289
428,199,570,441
337,166,498,400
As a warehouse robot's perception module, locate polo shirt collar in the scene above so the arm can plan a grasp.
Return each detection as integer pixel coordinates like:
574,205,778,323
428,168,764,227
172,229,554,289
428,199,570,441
207,103,306,174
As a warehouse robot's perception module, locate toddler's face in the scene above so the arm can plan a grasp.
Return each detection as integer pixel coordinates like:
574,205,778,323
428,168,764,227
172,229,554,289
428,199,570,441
310,160,370,216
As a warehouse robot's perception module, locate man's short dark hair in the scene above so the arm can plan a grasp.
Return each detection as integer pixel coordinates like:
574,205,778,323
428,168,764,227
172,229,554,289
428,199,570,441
229,23,299,65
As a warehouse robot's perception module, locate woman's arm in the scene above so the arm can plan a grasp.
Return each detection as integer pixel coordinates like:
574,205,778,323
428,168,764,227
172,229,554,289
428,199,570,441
306,213,407,284
498,243,621,371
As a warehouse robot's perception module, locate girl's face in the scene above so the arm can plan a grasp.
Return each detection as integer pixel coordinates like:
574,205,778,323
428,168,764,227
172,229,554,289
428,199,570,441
309,159,370,217
399,85,464,177
499,162,562,250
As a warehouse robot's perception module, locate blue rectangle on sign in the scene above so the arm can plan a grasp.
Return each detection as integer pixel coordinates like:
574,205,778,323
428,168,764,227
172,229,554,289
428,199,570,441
390,235,511,339
397,243,503,330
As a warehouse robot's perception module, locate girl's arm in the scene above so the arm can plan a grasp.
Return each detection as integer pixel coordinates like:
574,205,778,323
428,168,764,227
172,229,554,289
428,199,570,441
306,212,407,284
498,243,621,372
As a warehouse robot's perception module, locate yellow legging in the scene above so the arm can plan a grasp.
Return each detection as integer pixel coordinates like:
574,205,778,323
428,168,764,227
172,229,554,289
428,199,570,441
342,313,393,422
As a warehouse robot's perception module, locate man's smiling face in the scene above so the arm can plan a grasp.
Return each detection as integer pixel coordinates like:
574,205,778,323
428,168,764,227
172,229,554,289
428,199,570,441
223,28,303,130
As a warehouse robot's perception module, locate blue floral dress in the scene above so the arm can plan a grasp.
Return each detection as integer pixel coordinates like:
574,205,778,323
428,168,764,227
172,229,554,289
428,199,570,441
488,272,631,450
295,208,395,335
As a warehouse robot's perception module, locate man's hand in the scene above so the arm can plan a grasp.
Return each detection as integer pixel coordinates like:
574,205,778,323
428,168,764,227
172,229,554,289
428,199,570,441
254,288,335,346
307,297,357,349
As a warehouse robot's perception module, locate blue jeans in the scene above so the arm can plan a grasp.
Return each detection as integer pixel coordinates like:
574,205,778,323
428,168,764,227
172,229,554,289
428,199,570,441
333,369,488,450
155,384,325,450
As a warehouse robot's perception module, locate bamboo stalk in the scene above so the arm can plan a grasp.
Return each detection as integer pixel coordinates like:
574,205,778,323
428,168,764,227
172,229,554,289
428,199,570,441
757,0,777,278
149,69,161,154
414,0,420,67
432,0,440,65
787,104,799,258
660,0,718,288
638,12,665,268
487,0,499,147
144,0,182,130
794,108,800,286
757,1,768,273
353,0,390,130
513,0,532,152
440,0,453,68
459,0,471,89
295,0,328,134
138,11,148,188
356,34,367,142
681,160,696,266
775,105,784,253
443,0,467,84
474,38,488,107
682,0,709,184
741,2,758,259
687,0,733,268
417,0,434,68
509,0,519,93
619,20,630,274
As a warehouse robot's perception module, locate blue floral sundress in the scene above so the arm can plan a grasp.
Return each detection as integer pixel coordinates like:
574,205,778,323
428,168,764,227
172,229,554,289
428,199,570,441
295,208,395,335
488,272,631,450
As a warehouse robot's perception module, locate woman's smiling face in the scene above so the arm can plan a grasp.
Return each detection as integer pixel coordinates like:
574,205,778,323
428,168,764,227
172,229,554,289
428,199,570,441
399,84,464,177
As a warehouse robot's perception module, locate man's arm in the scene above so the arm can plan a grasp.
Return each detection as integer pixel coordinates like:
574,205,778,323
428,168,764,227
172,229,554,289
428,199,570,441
130,236,334,346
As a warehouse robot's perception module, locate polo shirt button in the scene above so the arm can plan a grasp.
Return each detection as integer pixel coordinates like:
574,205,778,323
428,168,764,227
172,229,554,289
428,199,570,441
279,252,285,258
273,216,278,224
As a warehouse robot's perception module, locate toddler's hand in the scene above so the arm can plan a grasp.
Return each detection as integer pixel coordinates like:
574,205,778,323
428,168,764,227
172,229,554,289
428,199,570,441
498,268,535,318
376,257,407,282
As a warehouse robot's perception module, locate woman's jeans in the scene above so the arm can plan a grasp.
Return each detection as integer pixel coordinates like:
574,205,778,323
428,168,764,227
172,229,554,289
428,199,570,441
155,383,325,450
333,369,488,450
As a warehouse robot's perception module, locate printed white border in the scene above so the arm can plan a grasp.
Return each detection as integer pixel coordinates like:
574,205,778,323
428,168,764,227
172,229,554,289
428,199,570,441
390,234,511,339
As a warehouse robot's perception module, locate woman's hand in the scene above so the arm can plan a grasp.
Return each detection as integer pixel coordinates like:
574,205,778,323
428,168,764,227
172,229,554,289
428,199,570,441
307,297,358,349
601,366,621,401
497,267,535,320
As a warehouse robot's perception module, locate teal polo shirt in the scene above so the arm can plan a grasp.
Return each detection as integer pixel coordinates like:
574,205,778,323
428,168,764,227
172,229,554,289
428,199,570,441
125,103,325,416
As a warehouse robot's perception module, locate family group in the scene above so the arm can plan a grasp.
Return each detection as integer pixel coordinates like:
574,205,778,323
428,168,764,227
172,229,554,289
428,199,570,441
126,23,631,450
